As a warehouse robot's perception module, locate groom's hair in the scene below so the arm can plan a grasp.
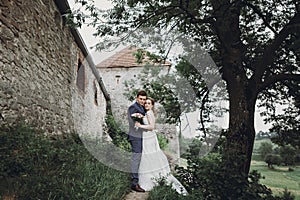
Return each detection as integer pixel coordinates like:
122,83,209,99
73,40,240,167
136,90,147,97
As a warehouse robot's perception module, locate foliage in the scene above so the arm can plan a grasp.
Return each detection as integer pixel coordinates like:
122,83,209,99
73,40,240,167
172,138,298,200
270,108,300,150
276,188,295,200
264,82,300,150
177,143,271,199
105,113,131,152
0,124,130,199
175,152,276,200
264,154,282,169
257,140,298,168
157,133,168,150
123,63,199,124
259,142,274,160
279,145,297,166
148,183,202,200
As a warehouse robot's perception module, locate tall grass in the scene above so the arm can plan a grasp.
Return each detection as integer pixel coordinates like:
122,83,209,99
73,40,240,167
0,124,130,199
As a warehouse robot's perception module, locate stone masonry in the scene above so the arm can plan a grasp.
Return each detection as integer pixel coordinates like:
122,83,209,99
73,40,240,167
0,0,109,137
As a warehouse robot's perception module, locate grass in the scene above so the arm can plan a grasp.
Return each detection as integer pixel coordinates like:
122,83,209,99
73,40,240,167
0,124,131,200
251,138,300,200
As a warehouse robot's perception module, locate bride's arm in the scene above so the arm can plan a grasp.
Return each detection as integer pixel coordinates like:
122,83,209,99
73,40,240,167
135,111,155,130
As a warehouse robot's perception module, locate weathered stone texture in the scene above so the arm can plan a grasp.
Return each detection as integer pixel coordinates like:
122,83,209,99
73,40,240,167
0,0,107,136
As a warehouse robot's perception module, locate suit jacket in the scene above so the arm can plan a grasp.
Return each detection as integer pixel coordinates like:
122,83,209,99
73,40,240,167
127,102,146,140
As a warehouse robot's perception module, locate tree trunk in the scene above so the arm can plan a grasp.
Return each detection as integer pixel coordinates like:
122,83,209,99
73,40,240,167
210,0,258,175
225,79,257,175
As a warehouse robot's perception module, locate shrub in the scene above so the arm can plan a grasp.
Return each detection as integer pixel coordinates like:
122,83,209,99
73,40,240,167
157,133,168,150
105,113,131,151
173,140,293,200
275,188,295,200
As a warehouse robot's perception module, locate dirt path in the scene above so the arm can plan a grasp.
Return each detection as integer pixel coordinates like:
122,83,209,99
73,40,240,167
122,191,149,200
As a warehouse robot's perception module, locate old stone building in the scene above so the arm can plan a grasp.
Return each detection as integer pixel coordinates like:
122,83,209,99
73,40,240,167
0,0,109,137
97,46,171,128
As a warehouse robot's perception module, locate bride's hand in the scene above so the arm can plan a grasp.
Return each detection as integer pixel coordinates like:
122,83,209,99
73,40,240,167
135,122,141,127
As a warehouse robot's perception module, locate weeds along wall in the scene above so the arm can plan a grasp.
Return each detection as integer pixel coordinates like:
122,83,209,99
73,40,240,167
0,0,109,137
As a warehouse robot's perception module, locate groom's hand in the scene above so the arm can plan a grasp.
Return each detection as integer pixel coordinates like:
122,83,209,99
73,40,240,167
135,122,141,127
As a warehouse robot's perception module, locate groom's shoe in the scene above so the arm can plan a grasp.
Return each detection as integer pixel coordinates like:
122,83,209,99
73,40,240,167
131,184,145,192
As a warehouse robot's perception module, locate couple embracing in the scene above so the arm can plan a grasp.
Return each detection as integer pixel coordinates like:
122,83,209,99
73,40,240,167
127,90,187,195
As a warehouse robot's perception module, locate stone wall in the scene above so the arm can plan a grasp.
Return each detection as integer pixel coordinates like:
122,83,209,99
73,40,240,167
0,0,108,137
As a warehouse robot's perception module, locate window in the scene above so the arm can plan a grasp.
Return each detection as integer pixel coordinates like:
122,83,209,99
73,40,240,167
115,75,121,84
93,80,98,106
76,59,85,92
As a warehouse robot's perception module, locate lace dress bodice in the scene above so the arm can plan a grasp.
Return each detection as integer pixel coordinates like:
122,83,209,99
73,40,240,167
143,115,148,125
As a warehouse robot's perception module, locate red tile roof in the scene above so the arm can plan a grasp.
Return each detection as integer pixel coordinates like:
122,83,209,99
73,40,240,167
96,46,171,68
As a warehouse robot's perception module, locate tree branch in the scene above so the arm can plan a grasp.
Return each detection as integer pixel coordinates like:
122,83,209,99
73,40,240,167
252,12,300,87
258,73,300,93
243,1,278,35
199,90,210,137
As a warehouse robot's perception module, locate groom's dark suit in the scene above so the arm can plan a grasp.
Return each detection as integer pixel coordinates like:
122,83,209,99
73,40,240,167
127,102,146,188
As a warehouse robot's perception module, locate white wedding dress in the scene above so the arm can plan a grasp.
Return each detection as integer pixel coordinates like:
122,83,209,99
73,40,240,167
138,110,188,195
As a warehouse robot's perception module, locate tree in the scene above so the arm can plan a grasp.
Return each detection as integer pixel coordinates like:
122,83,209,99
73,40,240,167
264,154,281,169
279,145,297,165
258,142,273,160
71,0,300,175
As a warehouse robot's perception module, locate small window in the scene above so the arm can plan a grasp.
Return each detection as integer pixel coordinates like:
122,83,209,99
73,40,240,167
93,80,98,106
115,75,121,84
76,59,85,92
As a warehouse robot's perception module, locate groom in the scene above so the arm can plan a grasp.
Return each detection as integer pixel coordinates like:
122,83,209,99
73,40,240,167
127,90,147,192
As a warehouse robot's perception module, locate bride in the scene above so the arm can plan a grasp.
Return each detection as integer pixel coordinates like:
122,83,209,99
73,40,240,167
135,97,188,195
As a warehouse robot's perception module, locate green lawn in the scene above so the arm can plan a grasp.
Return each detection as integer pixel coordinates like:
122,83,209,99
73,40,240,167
251,153,300,200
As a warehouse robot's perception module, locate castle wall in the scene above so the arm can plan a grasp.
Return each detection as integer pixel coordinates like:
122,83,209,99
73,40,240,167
0,0,107,137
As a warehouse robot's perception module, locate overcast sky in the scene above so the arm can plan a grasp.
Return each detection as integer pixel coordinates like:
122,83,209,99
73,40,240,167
67,0,119,64
67,0,272,132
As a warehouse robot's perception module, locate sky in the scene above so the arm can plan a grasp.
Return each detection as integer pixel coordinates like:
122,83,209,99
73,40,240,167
67,0,118,64
67,0,272,132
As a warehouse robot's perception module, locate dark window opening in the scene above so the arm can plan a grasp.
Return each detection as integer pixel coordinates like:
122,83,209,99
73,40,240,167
93,80,98,106
116,75,121,84
76,59,85,92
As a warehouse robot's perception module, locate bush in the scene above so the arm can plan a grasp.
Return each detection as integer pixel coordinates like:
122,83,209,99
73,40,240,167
172,140,294,200
275,188,295,200
105,113,131,151
0,124,130,199
157,133,168,150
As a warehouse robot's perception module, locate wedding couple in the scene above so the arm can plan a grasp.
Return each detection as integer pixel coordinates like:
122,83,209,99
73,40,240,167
127,90,187,195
